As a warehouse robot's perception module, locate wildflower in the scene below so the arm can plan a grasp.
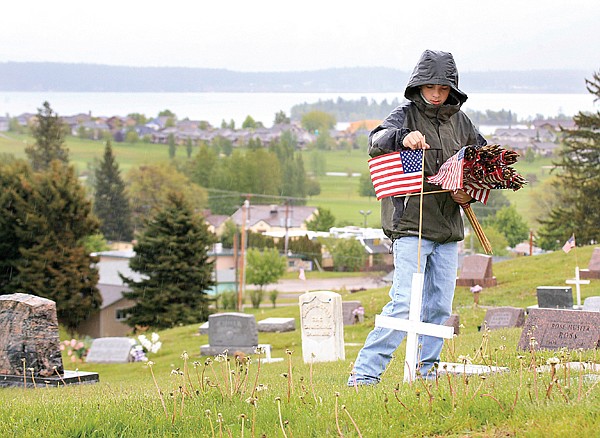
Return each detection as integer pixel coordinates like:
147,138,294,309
181,351,189,360
458,355,472,364
254,346,266,355
255,384,268,392
146,361,155,367
546,357,560,365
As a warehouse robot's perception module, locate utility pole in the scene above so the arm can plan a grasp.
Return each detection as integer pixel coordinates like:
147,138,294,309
237,199,249,311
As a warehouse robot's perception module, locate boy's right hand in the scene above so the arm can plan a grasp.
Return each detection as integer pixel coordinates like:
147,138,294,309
402,131,430,150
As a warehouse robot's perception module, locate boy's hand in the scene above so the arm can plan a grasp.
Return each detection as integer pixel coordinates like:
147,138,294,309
450,189,472,205
403,131,430,150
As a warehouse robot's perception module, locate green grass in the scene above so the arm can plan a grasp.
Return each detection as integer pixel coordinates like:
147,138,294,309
2,248,600,436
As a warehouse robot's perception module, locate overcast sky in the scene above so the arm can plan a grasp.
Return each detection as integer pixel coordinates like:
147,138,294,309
1,0,598,73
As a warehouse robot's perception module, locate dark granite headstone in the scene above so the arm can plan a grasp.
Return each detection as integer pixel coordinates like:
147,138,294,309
86,337,133,363
583,297,600,312
200,312,258,356
456,254,497,287
537,286,573,309
0,293,99,387
444,314,460,336
484,307,525,330
341,301,363,325
580,248,600,279
518,308,600,351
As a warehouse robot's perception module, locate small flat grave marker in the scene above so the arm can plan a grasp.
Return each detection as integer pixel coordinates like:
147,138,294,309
484,307,525,330
86,337,133,363
438,362,509,376
257,317,296,332
536,286,574,309
518,308,600,351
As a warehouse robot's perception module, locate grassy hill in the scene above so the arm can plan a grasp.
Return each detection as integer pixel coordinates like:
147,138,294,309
1,248,599,436
0,133,554,230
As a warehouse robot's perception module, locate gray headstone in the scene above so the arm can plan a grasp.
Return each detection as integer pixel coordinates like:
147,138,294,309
583,296,600,312
484,307,525,330
201,313,258,356
299,291,345,363
537,286,573,309
199,321,209,335
0,293,64,377
86,337,133,363
341,301,363,325
257,317,296,332
581,248,600,279
518,308,600,351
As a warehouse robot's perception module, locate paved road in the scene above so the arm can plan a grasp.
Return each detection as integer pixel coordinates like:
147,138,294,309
248,275,390,297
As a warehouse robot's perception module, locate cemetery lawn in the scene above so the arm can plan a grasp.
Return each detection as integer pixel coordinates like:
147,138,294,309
2,248,600,436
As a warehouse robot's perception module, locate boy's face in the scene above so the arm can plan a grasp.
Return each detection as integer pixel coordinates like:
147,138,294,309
421,84,450,106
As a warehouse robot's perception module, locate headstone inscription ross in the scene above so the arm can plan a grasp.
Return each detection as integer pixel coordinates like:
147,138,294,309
0,293,99,387
200,313,259,356
299,291,345,363
484,307,525,330
456,254,497,288
536,286,574,309
518,308,600,351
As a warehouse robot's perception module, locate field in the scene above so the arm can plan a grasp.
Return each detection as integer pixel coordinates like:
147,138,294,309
0,133,554,229
1,247,600,436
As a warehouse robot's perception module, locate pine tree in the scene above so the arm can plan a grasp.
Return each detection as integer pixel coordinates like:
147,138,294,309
7,161,101,332
25,101,69,171
537,72,600,249
122,192,216,329
94,141,133,241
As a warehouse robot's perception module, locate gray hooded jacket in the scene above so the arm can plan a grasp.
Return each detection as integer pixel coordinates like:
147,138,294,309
368,50,486,243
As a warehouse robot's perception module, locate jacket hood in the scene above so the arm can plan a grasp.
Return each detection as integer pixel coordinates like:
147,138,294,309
404,50,468,105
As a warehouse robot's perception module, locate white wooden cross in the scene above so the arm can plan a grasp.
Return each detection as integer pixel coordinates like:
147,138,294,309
566,266,590,307
374,272,454,382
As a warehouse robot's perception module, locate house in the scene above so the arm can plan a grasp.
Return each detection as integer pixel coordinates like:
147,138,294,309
0,116,9,131
229,204,318,234
205,213,230,236
77,250,142,338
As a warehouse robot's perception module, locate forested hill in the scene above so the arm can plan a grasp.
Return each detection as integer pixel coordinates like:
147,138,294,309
0,62,590,93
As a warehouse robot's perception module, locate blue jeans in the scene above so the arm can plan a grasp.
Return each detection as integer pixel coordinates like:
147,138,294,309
348,237,458,385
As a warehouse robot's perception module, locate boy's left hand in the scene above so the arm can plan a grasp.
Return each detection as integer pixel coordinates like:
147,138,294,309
450,189,472,205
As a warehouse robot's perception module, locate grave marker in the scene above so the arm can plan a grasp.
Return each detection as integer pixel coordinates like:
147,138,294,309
456,254,497,288
299,291,345,363
0,293,98,387
583,296,600,312
484,307,525,330
341,301,363,325
518,308,600,351
580,247,600,279
201,313,259,356
86,337,133,363
257,317,296,332
536,286,573,309
566,267,590,307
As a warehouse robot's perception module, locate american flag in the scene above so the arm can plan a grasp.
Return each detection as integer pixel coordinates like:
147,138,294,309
368,150,423,200
562,234,576,253
427,147,490,204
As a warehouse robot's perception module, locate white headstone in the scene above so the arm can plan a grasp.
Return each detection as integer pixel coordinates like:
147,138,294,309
86,337,132,363
299,291,345,363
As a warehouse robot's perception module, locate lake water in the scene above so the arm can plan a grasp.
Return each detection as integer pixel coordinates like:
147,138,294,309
0,91,597,129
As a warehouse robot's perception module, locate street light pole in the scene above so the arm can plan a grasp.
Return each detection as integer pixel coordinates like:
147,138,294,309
359,209,372,228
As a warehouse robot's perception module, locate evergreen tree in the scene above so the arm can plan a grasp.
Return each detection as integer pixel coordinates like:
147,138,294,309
94,141,134,242
537,71,600,248
6,161,101,332
122,192,216,329
168,134,176,159
25,101,69,171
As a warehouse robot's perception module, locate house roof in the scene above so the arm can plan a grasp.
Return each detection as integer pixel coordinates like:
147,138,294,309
230,204,317,228
97,283,130,309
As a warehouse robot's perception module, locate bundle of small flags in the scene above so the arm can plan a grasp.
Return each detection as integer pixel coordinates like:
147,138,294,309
427,144,527,204
427,144,527,255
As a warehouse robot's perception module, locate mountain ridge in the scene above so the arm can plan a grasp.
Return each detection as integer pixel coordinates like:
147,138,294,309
0,62,590,93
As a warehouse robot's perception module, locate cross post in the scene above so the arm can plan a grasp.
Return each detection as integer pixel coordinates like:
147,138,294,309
374,272,454,382
566,266,590,307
